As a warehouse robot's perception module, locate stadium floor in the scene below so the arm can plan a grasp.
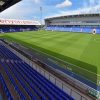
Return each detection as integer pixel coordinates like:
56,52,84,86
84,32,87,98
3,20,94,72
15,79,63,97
0,30,100,84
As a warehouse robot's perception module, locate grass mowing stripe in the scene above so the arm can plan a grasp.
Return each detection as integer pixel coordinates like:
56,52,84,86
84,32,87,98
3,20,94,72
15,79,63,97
1,30,100,85
1,36,98,84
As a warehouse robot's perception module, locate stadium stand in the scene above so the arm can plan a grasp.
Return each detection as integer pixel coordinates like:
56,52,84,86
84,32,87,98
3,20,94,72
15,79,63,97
0,44,74,100
0,19,40,33
45,26,100,34
0,25,38,33
45,14,100,34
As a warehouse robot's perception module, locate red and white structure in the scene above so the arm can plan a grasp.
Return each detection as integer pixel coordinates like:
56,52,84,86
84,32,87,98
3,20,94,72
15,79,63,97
0,19,41,25
0,19,40,33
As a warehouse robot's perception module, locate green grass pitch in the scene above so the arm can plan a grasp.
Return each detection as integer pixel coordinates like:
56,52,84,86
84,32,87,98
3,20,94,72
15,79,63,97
0,30,100,85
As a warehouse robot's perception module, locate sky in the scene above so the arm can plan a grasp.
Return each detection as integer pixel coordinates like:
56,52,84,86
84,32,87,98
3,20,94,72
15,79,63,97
0,0,100,21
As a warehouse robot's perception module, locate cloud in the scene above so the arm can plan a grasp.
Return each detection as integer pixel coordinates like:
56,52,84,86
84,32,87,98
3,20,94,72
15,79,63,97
46,4,100,19
33,0,42,4
89,0,96,6
62,5,100,15
56,0,72,8
46,0,100,19
0,0,100,21
0,0,41,20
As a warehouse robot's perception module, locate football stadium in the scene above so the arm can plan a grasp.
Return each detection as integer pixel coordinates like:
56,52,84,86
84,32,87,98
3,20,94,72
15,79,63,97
0,0,100,100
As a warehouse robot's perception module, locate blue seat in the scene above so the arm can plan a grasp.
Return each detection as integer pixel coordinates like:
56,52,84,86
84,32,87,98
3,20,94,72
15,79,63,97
45,26,100,34
6,61,37,100
0,74,13,100
17,62,74,100
0,62,26,100
0,45,74,100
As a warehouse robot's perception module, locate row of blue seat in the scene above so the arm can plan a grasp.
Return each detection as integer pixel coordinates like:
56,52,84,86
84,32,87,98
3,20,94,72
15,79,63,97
1,62,26,100
0,28,38,33
21,62,70,99
0,26,38,33
7,61,44,100
46,26,100,34
14,61,67,99
0,45,21,61
0,74,13,100
9,60,73,100
0,45,74,100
